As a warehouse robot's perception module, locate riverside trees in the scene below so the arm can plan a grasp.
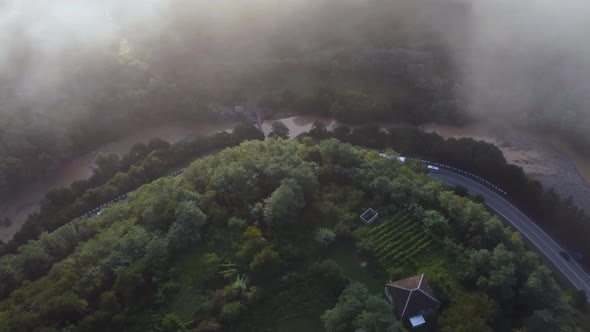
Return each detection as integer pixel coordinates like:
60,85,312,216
0,138,581,331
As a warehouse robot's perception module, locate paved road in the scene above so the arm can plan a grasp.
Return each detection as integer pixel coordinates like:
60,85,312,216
430,168,590,298
69,169,185,223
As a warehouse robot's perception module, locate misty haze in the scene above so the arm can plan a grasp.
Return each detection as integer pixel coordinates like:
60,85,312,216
0,1,589,331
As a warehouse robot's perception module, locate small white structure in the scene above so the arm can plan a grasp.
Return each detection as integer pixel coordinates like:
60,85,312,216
409,315,426,328
379,153,392,159
379,153,406,164
360,208,379,224
234,105,245,113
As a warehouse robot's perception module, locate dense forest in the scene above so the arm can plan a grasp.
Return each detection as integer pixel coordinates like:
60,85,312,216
0,137,586,331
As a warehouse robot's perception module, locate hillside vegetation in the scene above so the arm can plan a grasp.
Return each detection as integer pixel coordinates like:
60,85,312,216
0,138,583,331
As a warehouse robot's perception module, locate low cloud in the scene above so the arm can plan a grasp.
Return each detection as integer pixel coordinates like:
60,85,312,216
0,0,166,103
452,0,590,129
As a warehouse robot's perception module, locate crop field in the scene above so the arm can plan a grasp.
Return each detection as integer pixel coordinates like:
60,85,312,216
366,211,433,269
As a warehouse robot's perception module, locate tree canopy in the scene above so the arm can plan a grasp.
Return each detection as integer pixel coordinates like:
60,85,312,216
0,138,581,331
321,282,405,332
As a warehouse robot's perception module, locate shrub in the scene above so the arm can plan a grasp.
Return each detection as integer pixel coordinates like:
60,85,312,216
249,247,282,278
227,217,246,229
159,313,185,332
201,253,221,282
223,285,239,302
196,319,222,332
315,227,337,247
219,301,246,322
243,286,263,305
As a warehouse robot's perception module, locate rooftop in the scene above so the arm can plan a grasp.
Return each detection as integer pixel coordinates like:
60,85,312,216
385,274,440,320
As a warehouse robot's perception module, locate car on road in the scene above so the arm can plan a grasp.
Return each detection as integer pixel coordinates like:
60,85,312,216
427,165,440,172
560,251,571,261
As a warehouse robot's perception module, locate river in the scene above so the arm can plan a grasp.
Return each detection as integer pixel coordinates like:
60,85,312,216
0,120,239,241
0,116,336,241
2,116,590,241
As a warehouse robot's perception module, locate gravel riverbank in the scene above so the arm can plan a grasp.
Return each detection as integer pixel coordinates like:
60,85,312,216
495,128,590,214
424,123,590,214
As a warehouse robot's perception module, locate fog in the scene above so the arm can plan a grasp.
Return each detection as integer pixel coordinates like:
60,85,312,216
4,0,590,236
0,0,352,102
1,0,590,135
0,0,165,104
455,0,590,134
0,0,442,111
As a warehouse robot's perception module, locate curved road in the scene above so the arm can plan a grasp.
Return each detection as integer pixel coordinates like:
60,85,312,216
430,168,590,298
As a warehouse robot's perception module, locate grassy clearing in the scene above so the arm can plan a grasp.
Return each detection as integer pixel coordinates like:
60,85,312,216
160,247,207,321
328,242,383,294
230,272,341,332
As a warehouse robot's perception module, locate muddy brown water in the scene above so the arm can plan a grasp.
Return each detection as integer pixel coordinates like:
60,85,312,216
2,117,590,241
0,121,238,241
0,117,334,241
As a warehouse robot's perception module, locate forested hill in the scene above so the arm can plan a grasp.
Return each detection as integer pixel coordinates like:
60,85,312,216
0,138,584,331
